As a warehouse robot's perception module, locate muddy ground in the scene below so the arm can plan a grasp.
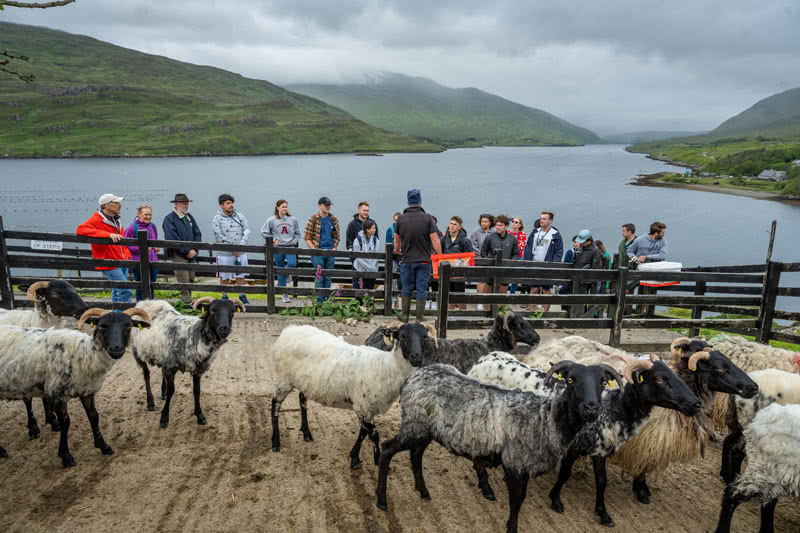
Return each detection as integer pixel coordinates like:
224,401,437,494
1,316,797,532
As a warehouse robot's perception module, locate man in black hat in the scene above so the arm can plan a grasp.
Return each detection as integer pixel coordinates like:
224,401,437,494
304,196,340,303
163,193,202,305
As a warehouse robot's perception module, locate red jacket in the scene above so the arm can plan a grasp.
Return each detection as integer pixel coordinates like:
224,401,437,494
76,212,131,270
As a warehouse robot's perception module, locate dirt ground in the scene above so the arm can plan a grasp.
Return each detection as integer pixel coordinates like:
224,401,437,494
1,316,798,533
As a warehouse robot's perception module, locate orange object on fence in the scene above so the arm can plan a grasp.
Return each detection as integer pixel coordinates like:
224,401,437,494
431,252,475,279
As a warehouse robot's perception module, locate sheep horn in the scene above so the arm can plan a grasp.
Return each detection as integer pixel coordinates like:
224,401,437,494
191,296,214,309
77,308,111,329
123,308,152,323
26,281,50,302
670,336,691,356
503,310,512,331
421,322,438,349
388,320,405,330
230,298,246,312
545,360,575,385
687,350,711,371
624,358,654,383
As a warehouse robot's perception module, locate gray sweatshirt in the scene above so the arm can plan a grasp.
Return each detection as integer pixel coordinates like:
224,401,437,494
470,227,493,252
352,230,380,272
261,215,301,247
627,234,668,262
211,208,250,256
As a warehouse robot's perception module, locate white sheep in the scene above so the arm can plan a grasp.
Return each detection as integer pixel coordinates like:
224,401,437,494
270,323,429,469
521,335,632,375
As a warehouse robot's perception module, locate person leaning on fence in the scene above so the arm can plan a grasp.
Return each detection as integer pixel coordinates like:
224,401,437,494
394,189,442,323
345,201,378,251
76,193,133,305
442,215,473,311
523,211,564,313
627,221,668,265
162,193,202,306
304,196,340,304
352,219,380,302
573,229,604,299
469,213,494,253
385,211,402,309
262,199,301,304
212,194,251,304
124,204,160,302
478,215,518,310
618,223,637,269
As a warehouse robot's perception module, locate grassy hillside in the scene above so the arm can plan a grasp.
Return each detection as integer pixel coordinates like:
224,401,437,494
603,130,706,144
712,87,800,138
288,73,601,147
0,23,441,156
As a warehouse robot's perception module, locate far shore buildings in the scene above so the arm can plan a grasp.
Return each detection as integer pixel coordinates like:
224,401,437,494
756,169,788,181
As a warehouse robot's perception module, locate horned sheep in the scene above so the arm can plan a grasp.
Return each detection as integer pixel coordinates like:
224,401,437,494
130,297,244,428
0,308,151,467
270,323,429,469
375,361,621,533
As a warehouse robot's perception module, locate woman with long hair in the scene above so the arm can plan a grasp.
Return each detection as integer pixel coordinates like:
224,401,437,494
261,199,301,304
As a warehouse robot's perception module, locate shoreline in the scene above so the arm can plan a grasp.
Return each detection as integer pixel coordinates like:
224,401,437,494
630,172,800,205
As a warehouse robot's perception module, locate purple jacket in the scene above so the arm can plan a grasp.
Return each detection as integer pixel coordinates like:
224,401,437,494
125,217,159,262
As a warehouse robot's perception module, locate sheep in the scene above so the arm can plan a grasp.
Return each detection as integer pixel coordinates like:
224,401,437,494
270,322,429,469
468,352,700,526
608,337,759,505
130,297,244,428
521,335,631,375
0,280,89,438
364,310,541,374
0,307,151,467
375,360,621,533
714,403,800,533
720,369,800,485
707,334,800,431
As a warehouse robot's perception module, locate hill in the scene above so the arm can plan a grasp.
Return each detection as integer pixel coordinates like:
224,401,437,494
0,23,441,157
711,87,800,138
288,73,601,147
603,130,706,144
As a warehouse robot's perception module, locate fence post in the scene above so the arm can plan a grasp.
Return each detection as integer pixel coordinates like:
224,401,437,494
491,250,502,317
689,278,706,338
757,261,781,344
646,286,657,319
608,267,627,347
569,270,581,318
437,262,451,339
384,243,394,316
265,239,276,314
0,216,14,310
137,230,152,300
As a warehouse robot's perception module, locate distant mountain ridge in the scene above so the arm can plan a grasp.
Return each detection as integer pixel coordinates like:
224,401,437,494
603,130,706,144
711,87,800,138
288,73,601,146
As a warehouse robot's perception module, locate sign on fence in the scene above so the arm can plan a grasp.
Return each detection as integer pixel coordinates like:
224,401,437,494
431,252,475,279
31,240,63,252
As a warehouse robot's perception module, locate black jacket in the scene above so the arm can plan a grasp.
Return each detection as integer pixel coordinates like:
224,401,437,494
442,228,473,254
480,231,518,260
574,242,603,270
162,211,202,259
345,214,378,250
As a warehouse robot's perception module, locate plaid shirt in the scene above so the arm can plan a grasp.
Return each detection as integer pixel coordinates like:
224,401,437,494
304,213,340,249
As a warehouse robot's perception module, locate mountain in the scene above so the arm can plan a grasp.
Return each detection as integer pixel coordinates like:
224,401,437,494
603,131,706,144
711,87,800,138
0,23,440,156
288,73,601,146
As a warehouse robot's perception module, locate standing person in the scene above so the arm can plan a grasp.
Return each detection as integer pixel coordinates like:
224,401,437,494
595,240,612,292
345,201,378,250
509,217,527,295
470,214,494,253
76,193,133,305
385,212,400,245
627,222,668,265
523,211,564,312
211,193,251,303
352,220,380,301
162,193,202,306
304,196,340,303
564,235,580,264
124,205,160,302
478,215,518,312
394,189,441,323
261,199,301,304
441,216,473,311
618,223,637,269
573,229,604,313
385,212,401,308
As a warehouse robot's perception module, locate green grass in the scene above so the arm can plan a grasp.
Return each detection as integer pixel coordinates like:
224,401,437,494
657,172,795,194
0,23,443,156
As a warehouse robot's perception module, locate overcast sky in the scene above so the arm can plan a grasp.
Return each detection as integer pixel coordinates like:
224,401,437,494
4,0,800,135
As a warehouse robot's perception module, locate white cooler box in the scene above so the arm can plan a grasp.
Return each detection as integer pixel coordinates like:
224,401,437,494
637,261,682,287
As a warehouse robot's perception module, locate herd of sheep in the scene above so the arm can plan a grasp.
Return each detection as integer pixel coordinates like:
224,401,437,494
1,280,800,532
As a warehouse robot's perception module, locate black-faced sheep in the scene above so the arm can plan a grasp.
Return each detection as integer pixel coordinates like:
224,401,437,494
375,361,621,533
0,307,151,467
364,310,541,374
270,323,429,469
131,297,244,428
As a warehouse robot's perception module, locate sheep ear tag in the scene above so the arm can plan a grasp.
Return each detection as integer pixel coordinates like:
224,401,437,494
137,323,144,330
637,373,644,383
607,380,615,389
556,373,564,381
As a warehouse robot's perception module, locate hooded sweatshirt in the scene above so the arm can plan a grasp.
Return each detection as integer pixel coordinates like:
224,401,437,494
261,214,301,247
442,228,473,255
124,217,159,262
352,230,381,271
346,214,378,250
211,208,250,256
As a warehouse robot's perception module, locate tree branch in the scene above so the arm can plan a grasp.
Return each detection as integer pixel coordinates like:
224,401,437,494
1,51,35,83
1,0,77,8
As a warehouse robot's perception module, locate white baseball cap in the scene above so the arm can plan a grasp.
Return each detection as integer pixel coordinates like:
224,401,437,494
98,193,123,206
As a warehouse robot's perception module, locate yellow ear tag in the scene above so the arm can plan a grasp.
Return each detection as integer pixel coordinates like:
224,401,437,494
237,308,241,312
137,323,143,330
556,373,564,381
637,374,644,383
90,323,95,329
689,366,696,372
607,380,615,389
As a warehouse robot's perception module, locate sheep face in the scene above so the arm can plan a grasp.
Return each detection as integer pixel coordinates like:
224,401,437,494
634,360,701,416
83,312,151,359
548,362,619,422
501,312,541,348
23,280,88,319
691,351,759,398
197,299,240,340
379,323,428,367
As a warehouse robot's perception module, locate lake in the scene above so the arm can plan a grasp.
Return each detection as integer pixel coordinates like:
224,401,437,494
1,145,798,311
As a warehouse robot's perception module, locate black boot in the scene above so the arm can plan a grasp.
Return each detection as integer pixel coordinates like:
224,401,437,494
400,297,412,323
415,298,426,323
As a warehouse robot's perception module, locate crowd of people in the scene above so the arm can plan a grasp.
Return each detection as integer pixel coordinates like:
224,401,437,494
75,189,669,321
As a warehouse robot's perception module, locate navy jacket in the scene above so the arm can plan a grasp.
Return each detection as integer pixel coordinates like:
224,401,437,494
163,211,202,259
523,226,564,263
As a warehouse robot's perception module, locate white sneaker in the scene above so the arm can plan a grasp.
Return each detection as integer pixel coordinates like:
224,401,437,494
424,301,431,310
431,301,438,311
282,294,290,304
477,304,484,311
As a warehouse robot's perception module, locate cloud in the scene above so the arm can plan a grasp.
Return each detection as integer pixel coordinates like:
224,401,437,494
3,0,799,134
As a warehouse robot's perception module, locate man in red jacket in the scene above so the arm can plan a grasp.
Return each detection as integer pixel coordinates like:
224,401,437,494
76,193,133,304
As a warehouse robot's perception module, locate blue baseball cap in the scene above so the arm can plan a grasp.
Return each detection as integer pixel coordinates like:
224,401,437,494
575,229,592,243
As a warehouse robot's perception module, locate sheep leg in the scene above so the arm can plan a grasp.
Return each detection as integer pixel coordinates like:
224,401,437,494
714,485,749,533
503,466,529,533
410,441,431,500
376,435,413,511
548,449,580,513
159,370,177,429
349,421,370,469
80,394,113,455
160,375,167,401
0,445,6,458
43,397,60,431
192,374,206,425
473,459,496,501
632,473,651,504
299,392,312,441
53,399,75,468
367,422,381,466
591,456,613,526
720,431,745,485
139,361,155,411
23,398,41,440
271,385,291,452
759,498,777,533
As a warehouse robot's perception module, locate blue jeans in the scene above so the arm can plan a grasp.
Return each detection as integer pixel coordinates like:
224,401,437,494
102,267,132,304
400,262,431,299
131,268,158,302
311,254,336,303
274,252,297,287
